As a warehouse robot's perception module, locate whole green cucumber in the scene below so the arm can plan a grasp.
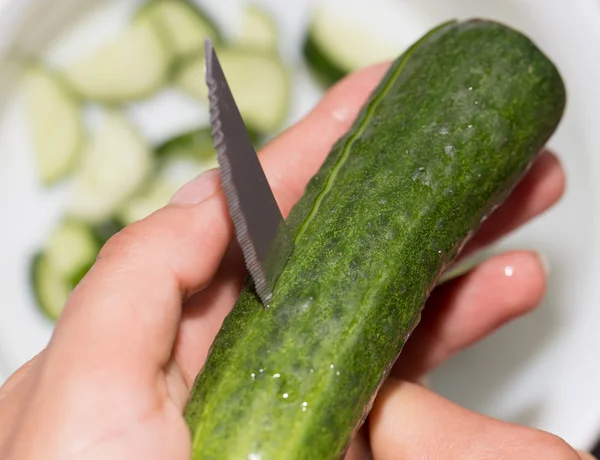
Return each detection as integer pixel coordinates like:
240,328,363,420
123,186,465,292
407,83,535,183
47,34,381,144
185,19,566,459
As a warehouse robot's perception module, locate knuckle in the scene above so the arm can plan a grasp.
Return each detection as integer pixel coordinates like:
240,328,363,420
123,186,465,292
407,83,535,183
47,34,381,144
523,429,580,459
97,220,148,261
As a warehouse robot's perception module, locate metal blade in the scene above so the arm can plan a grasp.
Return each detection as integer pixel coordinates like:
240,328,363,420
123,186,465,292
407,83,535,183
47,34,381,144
204,39,293,307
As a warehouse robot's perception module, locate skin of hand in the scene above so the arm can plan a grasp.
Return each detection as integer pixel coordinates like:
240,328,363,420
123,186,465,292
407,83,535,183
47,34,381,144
0,63,595,460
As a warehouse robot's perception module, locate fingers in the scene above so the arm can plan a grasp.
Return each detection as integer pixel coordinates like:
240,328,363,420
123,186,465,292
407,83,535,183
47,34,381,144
462,150,566,258
370,377,583,460
393,250,547,381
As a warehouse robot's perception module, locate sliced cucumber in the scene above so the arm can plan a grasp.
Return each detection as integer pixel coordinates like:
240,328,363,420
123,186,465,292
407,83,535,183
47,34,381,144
303,1,426,87
61,16,171,102
117,176,177,226
31,253,72,321
66,111,153,223
236,4,279,53
45,220,100,280
176,48,290,133
21,64,83,186
141,0,221,60
117,128,220,225
31,220,100,321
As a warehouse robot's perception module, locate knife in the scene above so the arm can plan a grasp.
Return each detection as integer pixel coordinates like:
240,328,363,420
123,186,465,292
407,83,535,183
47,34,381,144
204,38,294,307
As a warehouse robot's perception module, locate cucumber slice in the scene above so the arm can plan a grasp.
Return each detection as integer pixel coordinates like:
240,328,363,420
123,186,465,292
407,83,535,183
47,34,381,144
117,176,177,226
236,4,279,53
21,64,83,186
176,48,290,133
117,127,220,225
61,17,171,102
303,1,426,86
31,253,72,321
66,111,153,223
31,219,100,321
141,0,221,60
45,220,100,280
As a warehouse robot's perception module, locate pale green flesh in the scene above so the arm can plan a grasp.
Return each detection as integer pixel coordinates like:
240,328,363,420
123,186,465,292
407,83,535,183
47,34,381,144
21,65,83,186
144,0,220,59
237,4,279,53
45,220,99,279
33,254,72,320
176,48,290,133
66,112,153,224
61,17,171,102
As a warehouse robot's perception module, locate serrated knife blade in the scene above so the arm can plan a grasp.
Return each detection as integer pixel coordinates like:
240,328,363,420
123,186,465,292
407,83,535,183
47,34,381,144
204,39,293,307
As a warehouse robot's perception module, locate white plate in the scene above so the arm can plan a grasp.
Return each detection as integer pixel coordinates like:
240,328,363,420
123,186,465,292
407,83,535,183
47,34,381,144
0,0,599,452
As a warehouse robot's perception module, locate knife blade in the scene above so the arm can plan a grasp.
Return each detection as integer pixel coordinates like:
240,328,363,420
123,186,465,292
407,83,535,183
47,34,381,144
204,38,293,307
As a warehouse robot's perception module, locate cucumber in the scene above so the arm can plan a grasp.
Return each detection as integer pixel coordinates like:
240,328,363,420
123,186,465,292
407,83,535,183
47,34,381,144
21,64,84,186
184,20,566,459
61,16,171,102
303,1,426,87
45,220,100,280
236,4,279,53
176,48,291,133
140,0,221,60
32,220,100,321
31,253,72,321
66,111,153,224
117,128,220,225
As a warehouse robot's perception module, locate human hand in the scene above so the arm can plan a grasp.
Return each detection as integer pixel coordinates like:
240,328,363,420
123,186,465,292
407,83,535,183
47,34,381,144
0,63,592,460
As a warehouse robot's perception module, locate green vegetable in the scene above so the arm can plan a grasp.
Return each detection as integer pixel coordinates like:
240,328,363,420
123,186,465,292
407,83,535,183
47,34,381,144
61,16,171,102
32,220,100,321
176,47,291,133
21,64,84,186
65,111,153,224
236,4,279,53
140,0,221,61
302,1,421,87
184,19,566,459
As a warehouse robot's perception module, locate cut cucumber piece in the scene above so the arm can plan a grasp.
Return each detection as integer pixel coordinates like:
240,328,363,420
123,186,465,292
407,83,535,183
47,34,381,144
45,220,100,281
61,17,171,102
31,219,100,321
117,176,178,226
303,0,427,87
176,48,290,133
236,4,279,53
31,253,72,321
141,0,221,60
21,64,83,186
117,128,220,225
66,111,153,223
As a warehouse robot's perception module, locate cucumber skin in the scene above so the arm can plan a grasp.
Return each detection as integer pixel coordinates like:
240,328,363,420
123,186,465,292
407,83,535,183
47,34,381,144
303,32,348,88
185,19,566,459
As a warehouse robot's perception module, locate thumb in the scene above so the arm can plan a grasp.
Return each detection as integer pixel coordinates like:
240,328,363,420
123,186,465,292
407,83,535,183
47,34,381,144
369,377,588,460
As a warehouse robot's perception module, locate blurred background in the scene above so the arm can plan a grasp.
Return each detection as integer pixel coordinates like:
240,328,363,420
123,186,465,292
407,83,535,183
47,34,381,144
0,0,599,455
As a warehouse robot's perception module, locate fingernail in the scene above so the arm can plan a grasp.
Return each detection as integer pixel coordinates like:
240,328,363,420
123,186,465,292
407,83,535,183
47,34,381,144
169,168,222,205
534,251,551,276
